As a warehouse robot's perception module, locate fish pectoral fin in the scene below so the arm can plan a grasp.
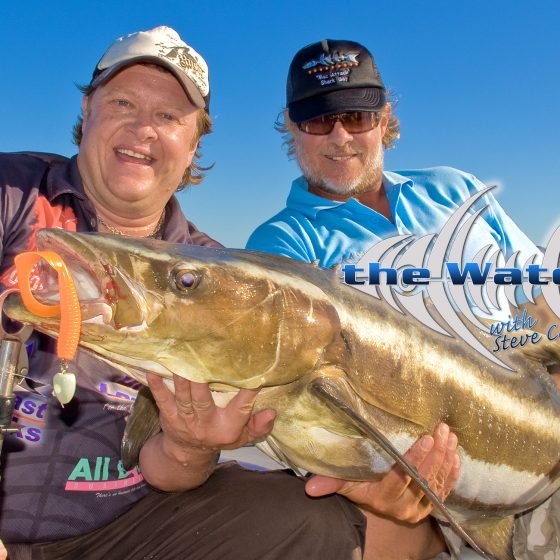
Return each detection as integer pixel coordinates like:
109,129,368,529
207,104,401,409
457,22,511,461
256,438,308,478
121,386,161,470
459,516,515,560
308,375,497,560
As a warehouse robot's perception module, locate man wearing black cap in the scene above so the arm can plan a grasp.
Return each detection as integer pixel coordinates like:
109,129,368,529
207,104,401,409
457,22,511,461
0,28,373,560
247,38,540,271
247,39,554,558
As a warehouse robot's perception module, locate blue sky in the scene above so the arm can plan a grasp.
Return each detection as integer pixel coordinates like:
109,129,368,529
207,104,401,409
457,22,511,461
1,0,559,248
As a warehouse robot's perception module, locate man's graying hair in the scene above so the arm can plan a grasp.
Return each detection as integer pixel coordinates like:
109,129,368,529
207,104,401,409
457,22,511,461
276,95,400,158
72,83,213,191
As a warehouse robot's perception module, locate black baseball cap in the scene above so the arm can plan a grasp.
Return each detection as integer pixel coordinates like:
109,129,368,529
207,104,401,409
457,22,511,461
287,39,386,123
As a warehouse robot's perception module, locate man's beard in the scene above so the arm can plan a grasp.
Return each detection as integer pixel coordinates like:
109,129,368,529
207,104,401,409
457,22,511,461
295,141,384,197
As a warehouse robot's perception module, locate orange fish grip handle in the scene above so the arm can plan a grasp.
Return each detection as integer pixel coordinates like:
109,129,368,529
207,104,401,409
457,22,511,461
13,251,81,361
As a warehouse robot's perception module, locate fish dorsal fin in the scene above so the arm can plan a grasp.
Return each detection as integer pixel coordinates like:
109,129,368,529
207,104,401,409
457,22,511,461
461,516,515,560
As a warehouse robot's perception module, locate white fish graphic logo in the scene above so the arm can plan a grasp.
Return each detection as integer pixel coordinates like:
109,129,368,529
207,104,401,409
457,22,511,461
302,51,360,70
348,187,560,370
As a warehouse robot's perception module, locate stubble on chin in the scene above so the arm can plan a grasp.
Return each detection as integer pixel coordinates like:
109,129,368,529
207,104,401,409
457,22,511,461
295,142,385,198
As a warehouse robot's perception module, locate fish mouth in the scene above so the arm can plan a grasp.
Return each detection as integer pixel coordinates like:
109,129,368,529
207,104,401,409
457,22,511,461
5,229,145,331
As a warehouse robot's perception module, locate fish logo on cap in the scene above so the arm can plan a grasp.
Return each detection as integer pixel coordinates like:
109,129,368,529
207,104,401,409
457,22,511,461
302,51,360,73
155,42,207,95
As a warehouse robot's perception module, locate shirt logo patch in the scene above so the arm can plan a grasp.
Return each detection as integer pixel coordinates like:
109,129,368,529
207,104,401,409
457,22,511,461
66,456,144,495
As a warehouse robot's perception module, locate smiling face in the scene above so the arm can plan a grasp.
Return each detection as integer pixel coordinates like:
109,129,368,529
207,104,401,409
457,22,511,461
77,64,200,218
291,108,390,200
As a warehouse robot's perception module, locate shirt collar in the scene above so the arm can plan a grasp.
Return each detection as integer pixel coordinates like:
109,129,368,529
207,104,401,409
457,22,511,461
45,155,88,202
286,172,414,219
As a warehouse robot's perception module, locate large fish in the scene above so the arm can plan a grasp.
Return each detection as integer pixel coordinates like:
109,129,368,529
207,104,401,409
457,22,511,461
4,229,560,560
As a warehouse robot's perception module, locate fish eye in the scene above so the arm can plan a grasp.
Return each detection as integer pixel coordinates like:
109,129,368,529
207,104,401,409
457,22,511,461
174,269,200,291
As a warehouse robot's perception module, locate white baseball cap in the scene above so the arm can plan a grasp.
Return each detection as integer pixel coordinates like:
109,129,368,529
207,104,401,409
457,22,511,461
91,26,210,110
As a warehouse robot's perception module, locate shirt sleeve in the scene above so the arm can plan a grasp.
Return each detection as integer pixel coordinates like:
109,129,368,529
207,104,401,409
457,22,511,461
246,222,313,263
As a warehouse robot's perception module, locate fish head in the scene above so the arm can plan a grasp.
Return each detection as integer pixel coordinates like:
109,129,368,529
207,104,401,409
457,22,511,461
4,229,340,389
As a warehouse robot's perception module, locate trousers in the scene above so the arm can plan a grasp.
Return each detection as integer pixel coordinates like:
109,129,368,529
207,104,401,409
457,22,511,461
7,462,365,560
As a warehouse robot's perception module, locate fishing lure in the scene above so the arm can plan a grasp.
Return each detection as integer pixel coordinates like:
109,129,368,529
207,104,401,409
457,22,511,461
14,251,81,405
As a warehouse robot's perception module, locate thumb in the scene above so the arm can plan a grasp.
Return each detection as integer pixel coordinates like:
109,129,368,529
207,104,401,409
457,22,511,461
247,409,277,439
305,475,345,497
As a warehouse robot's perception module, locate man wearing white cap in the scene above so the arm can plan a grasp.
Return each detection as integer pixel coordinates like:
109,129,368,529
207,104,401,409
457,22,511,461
0,28,371,559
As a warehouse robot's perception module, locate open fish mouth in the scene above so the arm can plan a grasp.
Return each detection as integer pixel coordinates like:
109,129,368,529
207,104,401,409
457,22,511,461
9,229,146,330
34,240,105,319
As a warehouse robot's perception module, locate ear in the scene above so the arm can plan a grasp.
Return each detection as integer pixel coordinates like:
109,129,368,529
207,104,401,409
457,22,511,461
185,109,207,165
379,102,392,137
185,137,199,167
81,96,90,128
284,109,298,133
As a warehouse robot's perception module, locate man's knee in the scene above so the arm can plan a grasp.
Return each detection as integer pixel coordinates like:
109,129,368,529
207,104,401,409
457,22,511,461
210,464,365,558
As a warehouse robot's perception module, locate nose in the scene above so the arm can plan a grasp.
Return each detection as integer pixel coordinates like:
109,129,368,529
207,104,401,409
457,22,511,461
328,121,353,145
128,111,158,142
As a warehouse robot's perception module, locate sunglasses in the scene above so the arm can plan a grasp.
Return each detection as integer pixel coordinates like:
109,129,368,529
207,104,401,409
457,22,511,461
297,111,381,135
